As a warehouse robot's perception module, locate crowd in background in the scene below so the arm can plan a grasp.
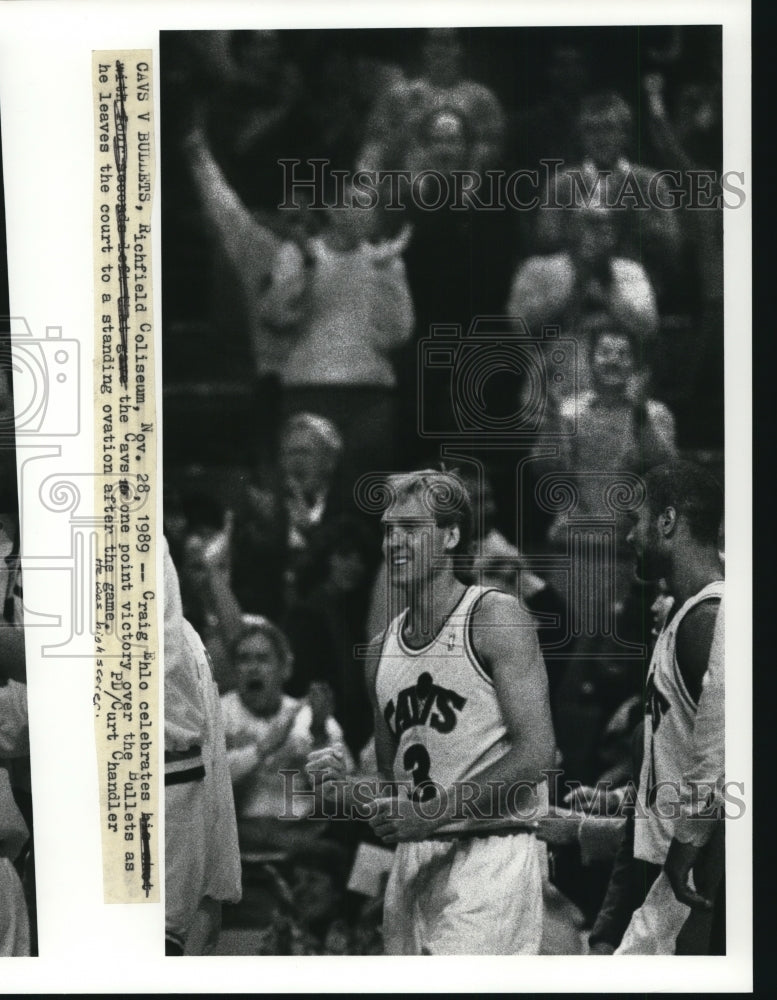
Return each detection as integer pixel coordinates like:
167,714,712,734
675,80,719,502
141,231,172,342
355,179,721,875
161,26,724,955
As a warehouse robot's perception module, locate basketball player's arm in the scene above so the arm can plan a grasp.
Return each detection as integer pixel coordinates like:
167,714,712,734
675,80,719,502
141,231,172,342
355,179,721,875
463,591,557,817
674,599,721,705
665,597,725,909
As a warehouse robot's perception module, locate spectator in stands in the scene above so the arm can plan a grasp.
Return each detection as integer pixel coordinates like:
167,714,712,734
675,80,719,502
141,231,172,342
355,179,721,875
192,30,305,211
358,27,506,174
284,515,381,759
186,123,313,466
547,317,678,542
230,413,346,621
643,69,723,446
508,202,658,405
513,43,592,174
277,195,414,480
187,123,414,481
220,616,352,835
534,91,682,309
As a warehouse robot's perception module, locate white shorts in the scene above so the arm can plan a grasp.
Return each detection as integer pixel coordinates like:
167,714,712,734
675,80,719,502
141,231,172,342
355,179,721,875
383,830,543,955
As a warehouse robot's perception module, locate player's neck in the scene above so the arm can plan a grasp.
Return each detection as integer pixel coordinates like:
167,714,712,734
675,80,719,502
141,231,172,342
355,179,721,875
403,573,467,648
666,549,724,607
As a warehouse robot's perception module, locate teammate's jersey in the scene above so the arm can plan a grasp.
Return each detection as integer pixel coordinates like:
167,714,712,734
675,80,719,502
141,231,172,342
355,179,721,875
375,585,544,833
634,579,724,864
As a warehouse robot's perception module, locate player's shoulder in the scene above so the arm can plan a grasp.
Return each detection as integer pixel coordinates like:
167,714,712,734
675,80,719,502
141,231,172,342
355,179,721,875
471,587,535,629
676,594,722,647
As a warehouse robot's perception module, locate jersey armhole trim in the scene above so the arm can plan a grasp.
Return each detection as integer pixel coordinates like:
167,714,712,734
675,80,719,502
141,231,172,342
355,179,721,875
465,588,499,686
672,594,722,711
372,626,394,704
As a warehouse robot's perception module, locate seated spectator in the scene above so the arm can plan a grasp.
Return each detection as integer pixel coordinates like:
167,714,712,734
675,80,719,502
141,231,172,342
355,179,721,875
284,515,381,759
220,616,353,828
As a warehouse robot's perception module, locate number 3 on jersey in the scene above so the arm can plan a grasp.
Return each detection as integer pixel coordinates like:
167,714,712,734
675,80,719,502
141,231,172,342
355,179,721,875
403,743,437,802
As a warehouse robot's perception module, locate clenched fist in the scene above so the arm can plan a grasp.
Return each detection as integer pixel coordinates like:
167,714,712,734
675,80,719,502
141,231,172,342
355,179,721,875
305,743,348,800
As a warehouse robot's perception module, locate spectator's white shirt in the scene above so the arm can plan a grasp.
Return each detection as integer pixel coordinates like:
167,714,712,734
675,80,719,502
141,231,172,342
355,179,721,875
220,692,351,818
281,232,414,388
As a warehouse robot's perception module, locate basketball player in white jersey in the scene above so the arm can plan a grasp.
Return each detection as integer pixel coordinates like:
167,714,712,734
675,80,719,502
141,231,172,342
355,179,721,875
614,460,724,954
307,469,555,954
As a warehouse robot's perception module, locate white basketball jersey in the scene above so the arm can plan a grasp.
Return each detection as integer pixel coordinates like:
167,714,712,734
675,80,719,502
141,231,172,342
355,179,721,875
634,579,724,864
375,585,544,833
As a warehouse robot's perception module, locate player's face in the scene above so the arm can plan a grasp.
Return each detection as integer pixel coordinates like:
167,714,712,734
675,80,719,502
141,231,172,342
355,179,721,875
382,492,450,592
626,501,666,581
236,633,285,718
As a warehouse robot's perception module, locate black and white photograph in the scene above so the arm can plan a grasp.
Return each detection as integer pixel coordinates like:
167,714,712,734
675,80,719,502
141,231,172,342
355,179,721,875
159,22,733,958
0,0,752,991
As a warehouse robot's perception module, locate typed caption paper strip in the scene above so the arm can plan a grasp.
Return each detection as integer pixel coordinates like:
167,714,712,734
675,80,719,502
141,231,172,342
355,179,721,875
93,51,158,903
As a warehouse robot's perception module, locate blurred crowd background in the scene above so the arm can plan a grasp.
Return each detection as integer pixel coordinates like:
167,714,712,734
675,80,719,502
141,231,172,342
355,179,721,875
160,25,724,955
